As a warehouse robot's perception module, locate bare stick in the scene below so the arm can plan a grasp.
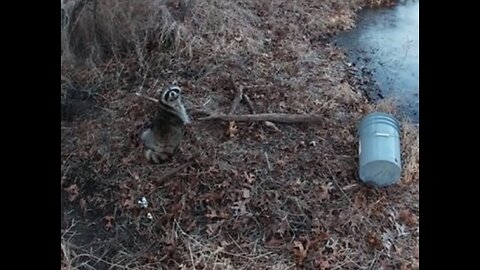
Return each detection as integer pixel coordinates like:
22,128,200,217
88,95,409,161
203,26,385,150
228,77,243,115
154,161,195,184
198,113,323,124
135,92,211,117
135,92,158,103
188,107,212,117
242,94,256,114
264,151,272,171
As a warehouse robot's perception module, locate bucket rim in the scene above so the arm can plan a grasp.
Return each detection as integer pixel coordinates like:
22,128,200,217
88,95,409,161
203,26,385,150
358,111,401,131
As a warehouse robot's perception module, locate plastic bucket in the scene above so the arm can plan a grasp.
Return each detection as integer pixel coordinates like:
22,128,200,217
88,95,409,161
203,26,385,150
358,112,402,187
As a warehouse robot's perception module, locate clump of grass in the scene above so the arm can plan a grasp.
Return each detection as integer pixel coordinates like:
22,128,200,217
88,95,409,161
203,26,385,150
370,98,419,184
400,119,419,185
374,97,399,115
61,0,196,65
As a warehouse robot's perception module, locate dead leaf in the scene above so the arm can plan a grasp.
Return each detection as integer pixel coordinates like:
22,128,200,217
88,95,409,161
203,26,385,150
353,194,367,209
129,171,140,181
242,188,251,199
65,184,79,202
206,206,229,219
231,201,248,216
266,238,284,247
367,232,382,250
104,215,114,231
314,255,330,269
244,171,255,184
226,121,238,138
398,209,418,227
293,240,309,265
318,183,332,201
121,157,132,165
276,158,287,166
123,197,136,210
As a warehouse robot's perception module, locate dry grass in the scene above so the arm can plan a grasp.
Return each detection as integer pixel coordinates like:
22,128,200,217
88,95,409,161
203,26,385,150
61,0,417,269
374,98,399,115
400,120,419,185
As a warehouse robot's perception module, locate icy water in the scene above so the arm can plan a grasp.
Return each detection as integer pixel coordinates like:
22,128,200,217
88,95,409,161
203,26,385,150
335,0,419,123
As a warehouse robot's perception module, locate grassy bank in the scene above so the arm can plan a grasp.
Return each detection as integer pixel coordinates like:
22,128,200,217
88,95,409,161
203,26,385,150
61,0,418,269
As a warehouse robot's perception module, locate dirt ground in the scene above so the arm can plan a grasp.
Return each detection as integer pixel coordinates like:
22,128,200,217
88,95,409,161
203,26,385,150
61,0,418,269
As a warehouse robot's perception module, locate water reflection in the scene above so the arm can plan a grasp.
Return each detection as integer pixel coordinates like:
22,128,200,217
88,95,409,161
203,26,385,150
335,0,419,122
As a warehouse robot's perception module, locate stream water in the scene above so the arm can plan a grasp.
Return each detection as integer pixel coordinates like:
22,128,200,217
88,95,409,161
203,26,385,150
335,0,419,123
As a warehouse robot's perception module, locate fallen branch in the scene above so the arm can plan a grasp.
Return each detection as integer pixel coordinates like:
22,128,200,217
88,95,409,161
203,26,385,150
198,113,323,123
242,93,280,131
135,92,212,117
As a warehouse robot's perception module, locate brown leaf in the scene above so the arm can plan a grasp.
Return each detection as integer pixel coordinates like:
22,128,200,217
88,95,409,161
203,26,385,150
293,240,309,265
318,183,332,201
398,209,418,227
123,197,136,210
226,121,238,138
129,171,140,181
65,184,79,202
121,157,132,165
104,215,114,231
353,194,367,209
313,255,330,269
244,171,255,184
367,232,382,250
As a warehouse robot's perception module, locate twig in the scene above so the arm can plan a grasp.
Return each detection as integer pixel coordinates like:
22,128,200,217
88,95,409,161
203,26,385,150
264,151,272,171
328,168,353,205
135,92,158,103
228,77,243,115
242,94,256,114
187,241,197,270
135,92,211,117
154,161,195,184
174,220,273,262
188,107,212,117
198,113,323,124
